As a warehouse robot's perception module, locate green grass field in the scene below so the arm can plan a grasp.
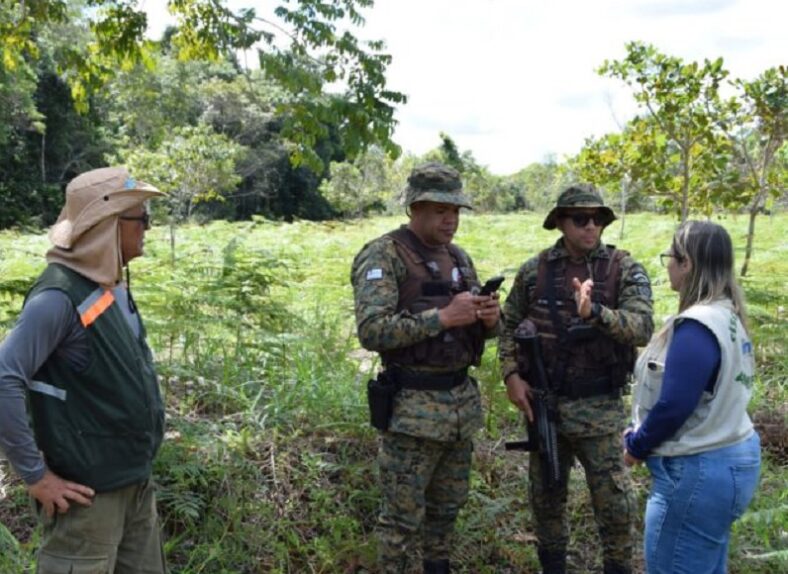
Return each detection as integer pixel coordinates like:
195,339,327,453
1,212,786,573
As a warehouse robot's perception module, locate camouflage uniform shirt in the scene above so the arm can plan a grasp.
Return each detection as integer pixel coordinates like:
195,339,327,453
352,235,492,442
499,239,654,435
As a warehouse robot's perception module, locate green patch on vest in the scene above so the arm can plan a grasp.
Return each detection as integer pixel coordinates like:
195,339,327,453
735,371,754,389
728,314,737,342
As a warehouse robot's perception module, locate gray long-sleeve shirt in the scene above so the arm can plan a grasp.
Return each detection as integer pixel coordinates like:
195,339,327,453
0,286,140,485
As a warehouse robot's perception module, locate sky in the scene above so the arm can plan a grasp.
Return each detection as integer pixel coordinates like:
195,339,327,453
142,0,787,175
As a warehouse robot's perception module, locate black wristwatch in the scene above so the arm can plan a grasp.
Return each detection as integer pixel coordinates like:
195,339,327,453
590,302,602,320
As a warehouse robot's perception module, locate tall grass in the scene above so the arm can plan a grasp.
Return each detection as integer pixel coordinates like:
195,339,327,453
1,212,785,573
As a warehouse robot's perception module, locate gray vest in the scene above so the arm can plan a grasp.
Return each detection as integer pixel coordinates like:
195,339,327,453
632,300,755,456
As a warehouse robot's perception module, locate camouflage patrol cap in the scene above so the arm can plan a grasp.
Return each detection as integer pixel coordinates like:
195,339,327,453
542,183,617,230
402,162,473,209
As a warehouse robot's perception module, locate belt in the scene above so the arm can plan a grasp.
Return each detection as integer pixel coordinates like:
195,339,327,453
387,367,469,391
559,376,620,400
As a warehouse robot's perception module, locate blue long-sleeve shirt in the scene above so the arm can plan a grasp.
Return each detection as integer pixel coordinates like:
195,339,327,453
626,319,721,460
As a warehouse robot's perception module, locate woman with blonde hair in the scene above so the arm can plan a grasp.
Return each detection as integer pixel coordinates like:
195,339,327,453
624,220,761,574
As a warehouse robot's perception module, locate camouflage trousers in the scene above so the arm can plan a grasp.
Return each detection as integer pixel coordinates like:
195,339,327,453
377,432,473,574
529,430,634,569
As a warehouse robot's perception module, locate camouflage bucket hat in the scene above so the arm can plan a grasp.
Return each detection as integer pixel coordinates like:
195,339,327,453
542,183,617,230
402,162,473,209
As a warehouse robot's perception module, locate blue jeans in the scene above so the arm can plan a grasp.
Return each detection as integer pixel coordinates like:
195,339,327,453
644,433,761,574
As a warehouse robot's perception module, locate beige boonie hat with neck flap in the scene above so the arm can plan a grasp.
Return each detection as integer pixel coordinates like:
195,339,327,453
49,166,164,249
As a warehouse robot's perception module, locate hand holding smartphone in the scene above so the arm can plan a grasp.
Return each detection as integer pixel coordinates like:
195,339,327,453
479,275,504,296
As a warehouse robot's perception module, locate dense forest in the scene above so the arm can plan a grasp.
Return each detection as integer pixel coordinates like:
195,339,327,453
2,3,785,253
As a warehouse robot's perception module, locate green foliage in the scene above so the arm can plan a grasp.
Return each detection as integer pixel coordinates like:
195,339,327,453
3,0,405,170
0,0,410,231
599,42,739,221
423,133,533,213
119,123,246,222
0,1,67,73
569,119,659,214
319,146,411,217
716,66,787,276
0,1,112,228
509,158,573,212
101,54,221,150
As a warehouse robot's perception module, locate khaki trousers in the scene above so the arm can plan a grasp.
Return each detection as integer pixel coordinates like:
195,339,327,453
36,480,166,574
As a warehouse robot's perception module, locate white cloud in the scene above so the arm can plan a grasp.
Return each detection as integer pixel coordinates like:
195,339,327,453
141,0,787,174
361,0,787,173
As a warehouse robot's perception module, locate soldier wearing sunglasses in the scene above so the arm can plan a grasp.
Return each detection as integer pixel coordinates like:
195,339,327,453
499,184,654,574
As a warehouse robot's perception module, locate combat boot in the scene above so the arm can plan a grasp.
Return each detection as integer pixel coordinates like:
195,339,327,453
422,558,450,574
537,547,566,574
603,561,631,574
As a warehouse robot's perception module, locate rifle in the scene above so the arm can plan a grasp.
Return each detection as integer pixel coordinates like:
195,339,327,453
505,319,562,489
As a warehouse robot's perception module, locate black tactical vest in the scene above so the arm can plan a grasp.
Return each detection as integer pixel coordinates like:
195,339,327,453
380,226,485,371
529,245,636,393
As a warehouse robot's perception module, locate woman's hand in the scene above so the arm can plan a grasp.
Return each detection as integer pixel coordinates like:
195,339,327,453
622,427,643,467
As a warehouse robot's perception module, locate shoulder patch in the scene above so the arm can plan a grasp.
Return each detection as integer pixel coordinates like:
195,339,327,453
366,268,383,280
626,263,652,298
628,263,650,285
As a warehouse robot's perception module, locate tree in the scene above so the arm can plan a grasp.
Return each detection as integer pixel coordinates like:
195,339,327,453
117,123,246,263
319,146,416,218
0,0,110,228
510,159,570,212
599,42,735,221
437,132,464,173
716,66,787,276
1,0,406,171
570,118,661,238
419,134,519,212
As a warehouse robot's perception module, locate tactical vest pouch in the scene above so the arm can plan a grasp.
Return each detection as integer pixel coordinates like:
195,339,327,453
422,280,453,296
565,323,598,342
367,372,399,431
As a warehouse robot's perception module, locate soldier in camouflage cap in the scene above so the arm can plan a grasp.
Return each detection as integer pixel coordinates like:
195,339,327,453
499,183,653,574
402,162,473,209
542,183,616,230
351,162,501,573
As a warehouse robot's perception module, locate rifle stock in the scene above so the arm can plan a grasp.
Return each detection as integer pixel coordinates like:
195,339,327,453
505,320,562,489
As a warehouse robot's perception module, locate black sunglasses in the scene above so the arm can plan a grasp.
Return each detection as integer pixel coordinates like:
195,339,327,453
119,212,150,228
563,212,606,228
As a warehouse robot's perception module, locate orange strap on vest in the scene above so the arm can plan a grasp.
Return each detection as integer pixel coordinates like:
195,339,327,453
77,288,116,327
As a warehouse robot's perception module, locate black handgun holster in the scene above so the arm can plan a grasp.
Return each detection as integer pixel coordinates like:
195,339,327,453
367,372,399,431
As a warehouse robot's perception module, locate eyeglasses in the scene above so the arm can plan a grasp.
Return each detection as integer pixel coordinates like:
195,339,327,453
659,252,683,267
119,212,150,229
563,212,606,228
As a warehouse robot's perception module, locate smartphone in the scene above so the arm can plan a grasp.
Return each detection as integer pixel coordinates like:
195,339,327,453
479,275,505,296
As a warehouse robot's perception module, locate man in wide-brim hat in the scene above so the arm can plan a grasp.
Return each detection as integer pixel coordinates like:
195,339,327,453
498,183,654,574
0,166,168,573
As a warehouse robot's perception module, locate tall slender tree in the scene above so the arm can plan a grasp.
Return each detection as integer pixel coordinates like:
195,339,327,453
599,42,733,221
716,66,787,276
